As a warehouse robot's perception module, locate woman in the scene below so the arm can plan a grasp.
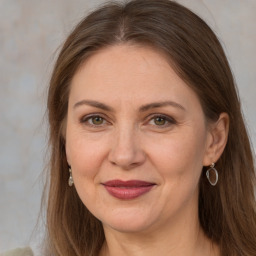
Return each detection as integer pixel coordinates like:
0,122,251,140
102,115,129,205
43,0,256,255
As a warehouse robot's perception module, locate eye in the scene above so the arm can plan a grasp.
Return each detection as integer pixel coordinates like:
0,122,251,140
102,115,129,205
90,116,104,125
153,116,167,126
148,114,176,127
80,114,108,127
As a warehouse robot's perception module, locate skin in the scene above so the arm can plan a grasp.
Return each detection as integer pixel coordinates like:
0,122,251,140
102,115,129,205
65,44,228,256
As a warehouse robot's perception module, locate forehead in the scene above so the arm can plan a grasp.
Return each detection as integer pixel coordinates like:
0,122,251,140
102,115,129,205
69,44,201,111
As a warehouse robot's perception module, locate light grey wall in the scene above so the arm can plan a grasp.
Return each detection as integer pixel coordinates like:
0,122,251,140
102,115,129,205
0,0,255,254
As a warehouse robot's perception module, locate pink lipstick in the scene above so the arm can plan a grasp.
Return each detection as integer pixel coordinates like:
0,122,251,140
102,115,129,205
102,180,155,200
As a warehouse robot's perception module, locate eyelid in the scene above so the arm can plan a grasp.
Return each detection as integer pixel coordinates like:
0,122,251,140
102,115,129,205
79,113,176,128
80,113,109,126
146,113,177,126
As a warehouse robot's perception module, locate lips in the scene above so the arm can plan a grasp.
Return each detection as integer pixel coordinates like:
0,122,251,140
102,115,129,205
102,180,155,200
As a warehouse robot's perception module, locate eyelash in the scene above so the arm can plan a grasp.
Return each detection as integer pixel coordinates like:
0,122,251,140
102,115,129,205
80,113,177,128
147,114,177,128
80,114,108,127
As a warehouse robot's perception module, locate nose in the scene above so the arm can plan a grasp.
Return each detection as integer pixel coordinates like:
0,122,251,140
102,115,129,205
108,126,146,170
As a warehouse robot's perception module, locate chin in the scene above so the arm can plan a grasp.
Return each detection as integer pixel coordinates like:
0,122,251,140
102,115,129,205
105,219,153,234
99,208,158,233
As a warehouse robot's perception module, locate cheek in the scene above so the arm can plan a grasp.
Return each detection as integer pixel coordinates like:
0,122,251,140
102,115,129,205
147,127,207,183
65,129,109,208
65,127,110,182
147,129,207,212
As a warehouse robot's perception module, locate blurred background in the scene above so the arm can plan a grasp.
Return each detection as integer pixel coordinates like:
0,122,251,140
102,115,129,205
0,0,255,254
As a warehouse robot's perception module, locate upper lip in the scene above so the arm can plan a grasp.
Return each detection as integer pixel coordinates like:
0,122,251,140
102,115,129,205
102,180,156,187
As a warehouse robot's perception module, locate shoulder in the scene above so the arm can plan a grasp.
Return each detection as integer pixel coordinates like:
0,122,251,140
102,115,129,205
0,248,33,256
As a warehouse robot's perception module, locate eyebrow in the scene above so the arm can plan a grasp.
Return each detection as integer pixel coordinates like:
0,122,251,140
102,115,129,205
139,101,186,112
73,100,114,111
73,99,185,112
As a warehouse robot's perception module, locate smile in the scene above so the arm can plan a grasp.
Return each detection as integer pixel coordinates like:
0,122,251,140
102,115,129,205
102,180,156,200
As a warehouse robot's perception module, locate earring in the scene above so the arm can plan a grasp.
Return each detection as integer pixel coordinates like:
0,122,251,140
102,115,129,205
68,167,74,187
206,163,218,186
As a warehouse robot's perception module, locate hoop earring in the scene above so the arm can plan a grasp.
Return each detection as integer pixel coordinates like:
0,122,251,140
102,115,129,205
68,167,74,187
206,163,218,186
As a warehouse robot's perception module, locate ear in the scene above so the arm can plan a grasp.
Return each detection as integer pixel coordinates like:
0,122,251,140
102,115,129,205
203,112,229,166
65,141,71,167
61,117,70,166
66,148,71,167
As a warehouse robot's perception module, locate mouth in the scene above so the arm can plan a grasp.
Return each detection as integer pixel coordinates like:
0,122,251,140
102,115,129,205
102,180,156,200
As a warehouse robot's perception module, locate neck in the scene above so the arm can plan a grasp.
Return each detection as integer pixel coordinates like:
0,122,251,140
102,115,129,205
99,204,219,256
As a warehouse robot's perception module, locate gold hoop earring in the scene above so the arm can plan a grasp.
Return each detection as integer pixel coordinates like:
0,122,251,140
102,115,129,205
206,163,218,186
68,167,74,187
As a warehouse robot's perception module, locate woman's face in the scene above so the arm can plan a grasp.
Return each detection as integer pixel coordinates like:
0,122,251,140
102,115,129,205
66,44,213,233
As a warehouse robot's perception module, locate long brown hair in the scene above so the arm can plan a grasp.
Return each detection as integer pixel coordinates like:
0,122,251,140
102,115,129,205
46,0,256,255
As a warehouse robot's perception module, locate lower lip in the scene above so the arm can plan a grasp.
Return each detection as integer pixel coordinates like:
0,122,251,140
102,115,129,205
103,185,154,200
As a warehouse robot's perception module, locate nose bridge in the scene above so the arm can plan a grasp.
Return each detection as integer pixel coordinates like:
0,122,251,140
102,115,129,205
108,121,145,169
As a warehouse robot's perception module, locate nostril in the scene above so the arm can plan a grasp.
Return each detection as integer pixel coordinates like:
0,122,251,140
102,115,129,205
108,146,146,169
107,130,146,169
